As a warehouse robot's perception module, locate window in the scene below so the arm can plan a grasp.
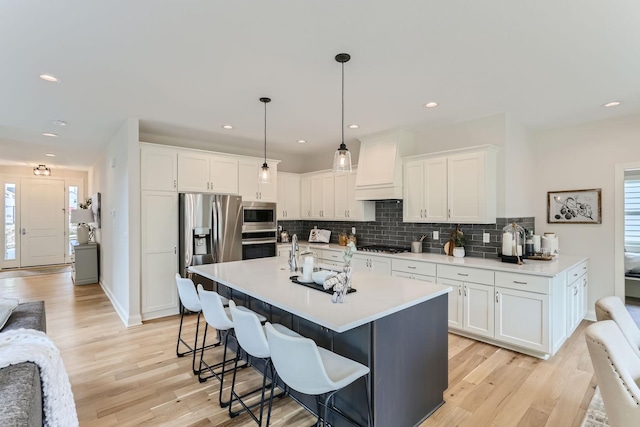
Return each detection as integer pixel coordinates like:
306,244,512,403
624,170,640,251
69,185,78,255
4,183,16,261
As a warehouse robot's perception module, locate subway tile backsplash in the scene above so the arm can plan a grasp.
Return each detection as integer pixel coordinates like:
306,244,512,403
279,200,535,259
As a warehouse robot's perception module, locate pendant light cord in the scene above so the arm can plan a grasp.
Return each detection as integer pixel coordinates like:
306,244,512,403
264,100,267,163
341,61,345,146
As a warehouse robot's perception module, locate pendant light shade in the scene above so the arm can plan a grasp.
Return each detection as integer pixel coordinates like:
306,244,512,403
332,53,352,173
259,97,271,184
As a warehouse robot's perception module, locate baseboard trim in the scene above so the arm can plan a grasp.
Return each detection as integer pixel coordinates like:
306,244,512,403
99,280,142,327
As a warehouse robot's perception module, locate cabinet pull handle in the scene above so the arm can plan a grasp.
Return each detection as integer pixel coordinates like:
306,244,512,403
458,288,461,295
174,180,177,189
448,209,451,218
457,273,469,277
347,210,350,218
259,192,262,199
464,286,467,297
513,280,527,285
22,228,26,235
574,286,578,296
174,247,177,254
496,292,499,303
573,273,578,277
408,266,416,269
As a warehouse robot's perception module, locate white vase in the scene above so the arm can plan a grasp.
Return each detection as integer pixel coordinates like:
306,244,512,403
77,226,90,244
453,247,465,258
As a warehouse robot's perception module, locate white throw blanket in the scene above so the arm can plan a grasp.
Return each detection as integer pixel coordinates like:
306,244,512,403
0,328,78,427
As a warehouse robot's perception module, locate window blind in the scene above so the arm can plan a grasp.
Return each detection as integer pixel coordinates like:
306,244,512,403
625,174,640,249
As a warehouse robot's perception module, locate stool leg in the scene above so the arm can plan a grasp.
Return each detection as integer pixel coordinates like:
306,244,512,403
197,323,210,383
190,311,201,374
219,331,231,407
227,347,242,417
176,307,187,357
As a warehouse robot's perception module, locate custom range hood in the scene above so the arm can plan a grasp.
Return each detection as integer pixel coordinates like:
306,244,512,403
354,129,414,200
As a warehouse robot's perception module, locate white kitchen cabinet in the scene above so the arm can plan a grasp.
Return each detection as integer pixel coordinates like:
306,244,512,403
141,191,179,320
178,152,239,194
300,176,312,219
566,261,588,334
495,286,549,353
277,172,301,220
352,253,391,275
141,144,178,192
403,157,447,222
309,173,334,219
438,265,495,338
238,159,277,202
391,258,436,282
403,145,497,224
335,170,375,221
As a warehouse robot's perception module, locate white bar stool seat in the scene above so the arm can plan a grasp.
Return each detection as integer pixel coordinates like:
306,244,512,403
227,301,301,426
196,285,265,408
595,295,640,358
265,322,371,426
175,274,227,374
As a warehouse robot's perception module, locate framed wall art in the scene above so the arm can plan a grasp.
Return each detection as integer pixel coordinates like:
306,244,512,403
91,192,101,228
547,188,602,224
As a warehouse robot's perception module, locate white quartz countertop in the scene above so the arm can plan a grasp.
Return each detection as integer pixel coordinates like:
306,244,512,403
281,242,588,277
189,257,451,333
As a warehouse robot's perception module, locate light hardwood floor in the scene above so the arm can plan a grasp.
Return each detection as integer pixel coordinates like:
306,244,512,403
1,271,596,426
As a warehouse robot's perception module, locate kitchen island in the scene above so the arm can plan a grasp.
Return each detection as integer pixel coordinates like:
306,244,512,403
190,257,452,427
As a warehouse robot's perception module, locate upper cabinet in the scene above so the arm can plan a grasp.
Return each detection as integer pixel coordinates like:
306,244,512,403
354,129,414,200
277,172,301,220
334,169,375,221
177,152,239,194
239,159,277,202
309,173,334,219
403,145,498,224
141,144,178,192
300,176,312,219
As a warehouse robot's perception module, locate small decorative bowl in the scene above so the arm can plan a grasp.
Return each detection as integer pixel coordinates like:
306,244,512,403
312,270,337,285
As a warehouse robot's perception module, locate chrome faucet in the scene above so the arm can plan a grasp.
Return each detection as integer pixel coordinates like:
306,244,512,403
288,233,299,272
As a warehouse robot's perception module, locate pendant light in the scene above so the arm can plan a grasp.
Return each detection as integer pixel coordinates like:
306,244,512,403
258,97,271,183
332,53,352,173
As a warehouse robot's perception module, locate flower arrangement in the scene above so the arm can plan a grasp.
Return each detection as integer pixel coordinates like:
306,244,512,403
322,242,356,303
79,198,92,210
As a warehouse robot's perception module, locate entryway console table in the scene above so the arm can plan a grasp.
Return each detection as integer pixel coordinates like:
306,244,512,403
72,242,98,285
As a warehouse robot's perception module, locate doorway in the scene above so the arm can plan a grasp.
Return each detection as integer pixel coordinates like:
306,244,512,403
2,177,69,269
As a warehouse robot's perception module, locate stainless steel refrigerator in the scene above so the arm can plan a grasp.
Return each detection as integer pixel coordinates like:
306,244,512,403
178,193,242,277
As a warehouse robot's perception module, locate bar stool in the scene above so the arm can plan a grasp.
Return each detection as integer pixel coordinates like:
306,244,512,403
175,274,228,374
227,300,301,426
196,285,266,407
265,322,372,427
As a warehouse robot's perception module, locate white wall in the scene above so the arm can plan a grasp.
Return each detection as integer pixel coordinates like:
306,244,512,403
504,118,535,217
90,118,141,327
532,114,640,318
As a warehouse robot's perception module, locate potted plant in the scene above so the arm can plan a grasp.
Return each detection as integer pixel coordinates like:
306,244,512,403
453,229,468,258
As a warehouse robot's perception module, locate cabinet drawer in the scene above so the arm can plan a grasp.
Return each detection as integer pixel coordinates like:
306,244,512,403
321,249,343,262
567,261,588,283
495,272,551,294
392,258,436,276
392,270,436,283
437,264,494,285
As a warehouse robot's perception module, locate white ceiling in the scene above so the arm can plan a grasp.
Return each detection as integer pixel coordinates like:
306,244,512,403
1,1,639,171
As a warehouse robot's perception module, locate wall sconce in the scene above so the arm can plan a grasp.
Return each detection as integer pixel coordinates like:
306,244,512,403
33,164,51,176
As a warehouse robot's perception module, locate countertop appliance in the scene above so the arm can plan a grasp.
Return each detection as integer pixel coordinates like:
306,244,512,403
179,193,243,277
241,201,277,260
357,244,410,254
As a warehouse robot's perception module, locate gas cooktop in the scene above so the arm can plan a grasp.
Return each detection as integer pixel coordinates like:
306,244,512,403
357,245,410,254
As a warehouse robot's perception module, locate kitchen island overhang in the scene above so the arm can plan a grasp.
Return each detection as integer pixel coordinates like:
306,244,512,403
190,257,452,427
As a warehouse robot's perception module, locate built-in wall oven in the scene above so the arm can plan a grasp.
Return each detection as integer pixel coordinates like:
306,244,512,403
241,201,277,259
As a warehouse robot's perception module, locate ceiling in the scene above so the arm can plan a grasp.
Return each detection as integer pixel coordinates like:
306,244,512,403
1,1,639,171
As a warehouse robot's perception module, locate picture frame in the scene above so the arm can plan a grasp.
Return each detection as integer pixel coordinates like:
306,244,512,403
91,192,101,229
547,188,602,224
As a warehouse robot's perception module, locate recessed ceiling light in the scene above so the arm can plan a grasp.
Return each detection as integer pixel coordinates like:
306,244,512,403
424,102,439,108
39,74,60,83
52,120,67,126
42,132,58,137
45,153,56,157
603,101,621,107
348,124,359,129
297,139,307,144
222,125,234,130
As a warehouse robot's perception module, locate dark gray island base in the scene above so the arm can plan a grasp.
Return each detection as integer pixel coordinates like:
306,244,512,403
197,276,448,427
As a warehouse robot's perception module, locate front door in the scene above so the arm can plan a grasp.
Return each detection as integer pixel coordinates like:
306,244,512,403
20,178,66,267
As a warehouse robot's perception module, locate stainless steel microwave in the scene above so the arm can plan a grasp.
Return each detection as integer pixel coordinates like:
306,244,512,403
242,201,277,232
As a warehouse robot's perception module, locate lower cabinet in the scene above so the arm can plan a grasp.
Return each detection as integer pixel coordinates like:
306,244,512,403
141,191,179,320
439,278,494,339
71,242,99,285
495,287,549,353
352,253,391,275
